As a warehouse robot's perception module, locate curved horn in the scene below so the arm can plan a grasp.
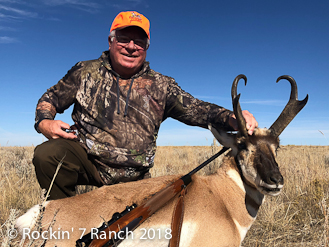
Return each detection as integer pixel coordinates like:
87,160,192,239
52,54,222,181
231,74,248,137
269,75,308,137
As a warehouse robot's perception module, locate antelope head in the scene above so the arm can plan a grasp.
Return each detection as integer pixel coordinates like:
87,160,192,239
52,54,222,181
210,74,308,196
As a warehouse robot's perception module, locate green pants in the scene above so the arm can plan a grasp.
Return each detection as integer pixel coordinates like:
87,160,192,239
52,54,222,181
33,138,104,200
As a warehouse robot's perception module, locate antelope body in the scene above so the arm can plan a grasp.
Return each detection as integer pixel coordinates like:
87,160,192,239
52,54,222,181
16,75,308,247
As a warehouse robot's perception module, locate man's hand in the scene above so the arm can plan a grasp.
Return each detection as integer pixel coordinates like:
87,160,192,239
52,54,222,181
229,110,258,135
38,119,78,140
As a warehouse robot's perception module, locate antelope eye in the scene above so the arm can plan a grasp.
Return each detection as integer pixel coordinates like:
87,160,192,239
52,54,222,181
238,142,247,150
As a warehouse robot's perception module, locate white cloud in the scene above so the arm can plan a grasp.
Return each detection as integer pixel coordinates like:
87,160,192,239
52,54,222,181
0,0,24,3
0,4,37,17
42,0,100,12
0,25,16,30
0,36,18,43
241,99,285,106
0,12,18,20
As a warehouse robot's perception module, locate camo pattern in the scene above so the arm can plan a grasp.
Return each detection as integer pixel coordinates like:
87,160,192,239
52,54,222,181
35,51,233,184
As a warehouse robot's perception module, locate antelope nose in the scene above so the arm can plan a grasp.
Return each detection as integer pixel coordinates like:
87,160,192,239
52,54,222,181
270,174,284,185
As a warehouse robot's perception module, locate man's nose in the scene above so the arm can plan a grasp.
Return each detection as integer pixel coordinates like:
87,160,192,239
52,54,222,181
126,40,136,50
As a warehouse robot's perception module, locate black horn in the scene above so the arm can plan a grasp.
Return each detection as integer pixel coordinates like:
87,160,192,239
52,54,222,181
269,75,308,137
231,74,248,137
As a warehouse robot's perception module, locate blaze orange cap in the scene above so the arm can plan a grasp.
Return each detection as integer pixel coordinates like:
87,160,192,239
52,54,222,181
110,11,150,39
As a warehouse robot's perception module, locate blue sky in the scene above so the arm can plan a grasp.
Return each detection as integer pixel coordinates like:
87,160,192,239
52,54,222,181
0,0,328,146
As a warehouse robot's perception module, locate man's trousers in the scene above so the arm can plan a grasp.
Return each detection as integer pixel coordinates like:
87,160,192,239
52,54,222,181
33,138,104,200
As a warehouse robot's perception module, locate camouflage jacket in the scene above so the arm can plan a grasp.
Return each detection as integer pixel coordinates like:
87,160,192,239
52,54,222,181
35,51,233,184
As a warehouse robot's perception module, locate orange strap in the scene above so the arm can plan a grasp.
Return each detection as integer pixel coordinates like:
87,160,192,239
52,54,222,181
169,186,187,247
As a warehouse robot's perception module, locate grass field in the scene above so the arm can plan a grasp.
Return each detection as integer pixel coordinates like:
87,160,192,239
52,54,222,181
1,144,329,246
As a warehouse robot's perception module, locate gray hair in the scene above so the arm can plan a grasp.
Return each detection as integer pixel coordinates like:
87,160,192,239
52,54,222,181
109,30,150,49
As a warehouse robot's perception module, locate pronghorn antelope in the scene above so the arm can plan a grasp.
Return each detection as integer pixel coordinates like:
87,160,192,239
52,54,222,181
16,75,308,247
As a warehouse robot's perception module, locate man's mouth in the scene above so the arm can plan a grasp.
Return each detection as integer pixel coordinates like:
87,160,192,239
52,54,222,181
122,53,138,58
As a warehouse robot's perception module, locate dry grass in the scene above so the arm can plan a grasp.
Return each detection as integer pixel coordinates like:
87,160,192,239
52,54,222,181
0,147,41,222
0,146,41,246
1,144,329,246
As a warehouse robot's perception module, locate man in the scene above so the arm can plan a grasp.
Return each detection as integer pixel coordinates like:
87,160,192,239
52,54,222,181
33,11,258,200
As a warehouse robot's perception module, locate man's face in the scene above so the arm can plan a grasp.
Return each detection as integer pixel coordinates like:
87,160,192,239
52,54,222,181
109,26,148,78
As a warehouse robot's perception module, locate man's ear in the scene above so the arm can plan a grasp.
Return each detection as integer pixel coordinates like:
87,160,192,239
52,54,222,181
108,36,112,49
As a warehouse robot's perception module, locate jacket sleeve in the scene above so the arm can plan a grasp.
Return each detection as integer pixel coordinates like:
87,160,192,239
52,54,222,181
34,62,83,132
164,77,234,131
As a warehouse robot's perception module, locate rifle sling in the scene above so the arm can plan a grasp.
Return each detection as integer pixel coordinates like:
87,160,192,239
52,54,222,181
169,185,187,247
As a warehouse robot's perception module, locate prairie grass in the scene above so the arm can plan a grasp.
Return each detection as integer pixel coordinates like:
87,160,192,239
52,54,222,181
1,144,329,246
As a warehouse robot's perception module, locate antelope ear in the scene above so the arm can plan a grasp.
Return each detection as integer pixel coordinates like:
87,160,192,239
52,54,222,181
208,124,237,149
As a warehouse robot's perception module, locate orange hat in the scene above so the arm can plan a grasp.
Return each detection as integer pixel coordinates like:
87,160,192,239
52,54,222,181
110,11,150,39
